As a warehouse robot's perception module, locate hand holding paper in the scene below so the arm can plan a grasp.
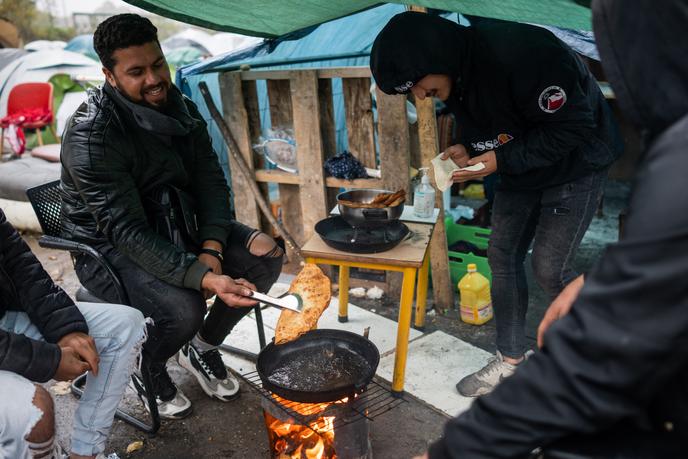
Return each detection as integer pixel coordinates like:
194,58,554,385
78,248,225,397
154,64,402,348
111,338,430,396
431,154,486,191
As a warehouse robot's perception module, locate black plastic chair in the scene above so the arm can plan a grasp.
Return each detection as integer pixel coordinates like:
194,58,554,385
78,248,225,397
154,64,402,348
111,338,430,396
27,180,161,434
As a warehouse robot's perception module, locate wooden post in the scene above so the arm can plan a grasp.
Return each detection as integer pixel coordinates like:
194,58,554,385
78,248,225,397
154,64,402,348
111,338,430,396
219,72,261,229
343,77,376,168
242,79,273,234
318,79,340,211
415,96,454,310
291,70,328,241
376,88,411,194
376,88,411,298
267,79,304,259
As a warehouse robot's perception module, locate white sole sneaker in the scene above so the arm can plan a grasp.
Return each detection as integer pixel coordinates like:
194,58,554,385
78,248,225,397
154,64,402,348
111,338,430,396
129,373,193,420
178,343,240,402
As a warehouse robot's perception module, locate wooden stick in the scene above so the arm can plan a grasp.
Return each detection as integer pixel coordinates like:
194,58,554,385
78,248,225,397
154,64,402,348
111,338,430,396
198,81,304,262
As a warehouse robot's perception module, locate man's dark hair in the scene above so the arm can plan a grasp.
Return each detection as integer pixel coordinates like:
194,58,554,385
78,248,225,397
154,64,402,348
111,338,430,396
94,14,159,70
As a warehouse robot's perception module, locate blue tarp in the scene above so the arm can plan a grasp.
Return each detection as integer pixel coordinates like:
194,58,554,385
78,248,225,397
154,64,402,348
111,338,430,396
176,4,597,188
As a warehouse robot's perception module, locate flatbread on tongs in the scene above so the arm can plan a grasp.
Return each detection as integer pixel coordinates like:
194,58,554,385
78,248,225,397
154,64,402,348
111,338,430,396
274,263,332,345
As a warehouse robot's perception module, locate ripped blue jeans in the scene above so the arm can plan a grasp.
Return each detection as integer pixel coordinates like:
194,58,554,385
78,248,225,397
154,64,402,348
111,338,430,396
488,169,607,358
0,302,145,457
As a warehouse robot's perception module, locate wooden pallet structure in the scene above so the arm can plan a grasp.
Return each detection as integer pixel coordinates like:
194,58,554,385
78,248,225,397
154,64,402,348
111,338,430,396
218,66,454,309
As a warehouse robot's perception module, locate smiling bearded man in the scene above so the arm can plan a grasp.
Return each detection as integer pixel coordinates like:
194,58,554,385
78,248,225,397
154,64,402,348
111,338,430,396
60,14,284,420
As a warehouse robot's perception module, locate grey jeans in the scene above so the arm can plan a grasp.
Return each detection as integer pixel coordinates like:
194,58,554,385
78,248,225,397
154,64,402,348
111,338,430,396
488,169,607,358
0,302,145,457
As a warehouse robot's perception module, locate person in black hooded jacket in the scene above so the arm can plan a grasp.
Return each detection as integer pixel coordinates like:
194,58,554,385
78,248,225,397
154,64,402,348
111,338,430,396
410,0,688,457
371,11,623,397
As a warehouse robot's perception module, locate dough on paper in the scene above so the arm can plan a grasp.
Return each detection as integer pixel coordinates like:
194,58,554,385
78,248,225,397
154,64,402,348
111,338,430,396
430,153,486,191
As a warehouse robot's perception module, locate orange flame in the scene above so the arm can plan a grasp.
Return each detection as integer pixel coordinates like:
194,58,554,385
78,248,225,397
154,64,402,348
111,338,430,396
265,398,347,458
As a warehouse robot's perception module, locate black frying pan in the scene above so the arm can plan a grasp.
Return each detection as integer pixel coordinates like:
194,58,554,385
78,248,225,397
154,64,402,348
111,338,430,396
257,329,380,403
315,216,410,254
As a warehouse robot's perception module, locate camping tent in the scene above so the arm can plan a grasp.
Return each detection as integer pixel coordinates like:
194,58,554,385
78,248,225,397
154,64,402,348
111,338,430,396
0,50,102,136
65,34,98,61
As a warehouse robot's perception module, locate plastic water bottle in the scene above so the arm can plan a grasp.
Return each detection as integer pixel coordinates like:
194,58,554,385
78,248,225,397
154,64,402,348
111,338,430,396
413,167,435,218
458,263,493,325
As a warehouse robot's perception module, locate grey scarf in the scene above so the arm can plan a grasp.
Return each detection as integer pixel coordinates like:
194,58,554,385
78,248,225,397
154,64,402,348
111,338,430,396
104,82,196,138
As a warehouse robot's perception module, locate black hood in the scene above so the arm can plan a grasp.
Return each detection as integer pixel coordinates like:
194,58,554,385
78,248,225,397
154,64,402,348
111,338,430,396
593,0,688,140
370,12,472,95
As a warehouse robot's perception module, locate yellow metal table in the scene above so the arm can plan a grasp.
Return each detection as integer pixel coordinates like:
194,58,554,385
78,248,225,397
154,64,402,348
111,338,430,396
302,221,434,395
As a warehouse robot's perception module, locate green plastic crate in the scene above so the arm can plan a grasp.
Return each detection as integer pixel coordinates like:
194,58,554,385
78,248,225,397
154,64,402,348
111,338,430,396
445,217,492,287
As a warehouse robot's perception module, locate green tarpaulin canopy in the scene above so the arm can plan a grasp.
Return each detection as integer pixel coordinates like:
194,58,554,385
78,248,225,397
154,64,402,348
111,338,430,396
124,0,592,37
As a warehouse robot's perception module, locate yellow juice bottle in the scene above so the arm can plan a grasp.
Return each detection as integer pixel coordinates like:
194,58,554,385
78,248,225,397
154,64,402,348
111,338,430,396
458,263,493,325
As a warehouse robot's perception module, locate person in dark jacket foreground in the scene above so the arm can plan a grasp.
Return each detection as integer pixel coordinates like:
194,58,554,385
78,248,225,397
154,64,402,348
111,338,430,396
60,14,284,419
0,209,145,459
371,11,623,397
410,0,688,457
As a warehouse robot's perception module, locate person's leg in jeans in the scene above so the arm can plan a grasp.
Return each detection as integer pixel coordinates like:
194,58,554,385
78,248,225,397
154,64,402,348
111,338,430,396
456,188,541,397
75,249,205,418
0,303,145,458
178,223,283,401
530,170,607,302
69,302,146,457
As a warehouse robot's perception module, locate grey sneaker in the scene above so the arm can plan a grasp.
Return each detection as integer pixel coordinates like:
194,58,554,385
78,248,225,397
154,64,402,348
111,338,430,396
129,370,193,420
178,342,240,401
456,351,532,397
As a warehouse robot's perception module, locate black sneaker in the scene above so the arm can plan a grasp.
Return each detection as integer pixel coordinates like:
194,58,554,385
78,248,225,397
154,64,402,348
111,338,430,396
178,343,240,401
130,365,192,420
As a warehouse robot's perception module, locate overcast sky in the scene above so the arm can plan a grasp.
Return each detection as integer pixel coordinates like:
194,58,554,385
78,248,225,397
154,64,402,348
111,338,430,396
36,0,143,17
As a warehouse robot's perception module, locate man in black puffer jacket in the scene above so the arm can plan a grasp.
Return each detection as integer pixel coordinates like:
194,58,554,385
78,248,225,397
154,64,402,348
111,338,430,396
0,208,145,459
411,0,688,457
60,14,284,419
371,12,623,397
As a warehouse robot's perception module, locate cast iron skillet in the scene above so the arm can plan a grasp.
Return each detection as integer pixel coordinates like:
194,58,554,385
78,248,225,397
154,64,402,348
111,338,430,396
257,329,380,403
315,216,410,254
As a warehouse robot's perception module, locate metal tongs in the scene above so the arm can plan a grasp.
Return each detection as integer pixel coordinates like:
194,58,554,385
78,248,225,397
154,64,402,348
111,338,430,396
250,291,303,313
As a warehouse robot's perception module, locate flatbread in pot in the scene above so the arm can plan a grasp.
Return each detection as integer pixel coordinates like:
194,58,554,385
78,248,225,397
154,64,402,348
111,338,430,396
274,263,332,345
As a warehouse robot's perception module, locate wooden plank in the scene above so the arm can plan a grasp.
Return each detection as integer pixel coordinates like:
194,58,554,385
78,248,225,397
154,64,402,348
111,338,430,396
415,93,455,310
267,79,303,252
254,169,300,185
291,70,328,242
318,67,371,79
252,171,385,189
325,177,385,189
239,67,371,81
219,72,261,229
375,88,412,297
343,77,376,168
301,222,433,268
376,88,411,194
242,79,272,234
318,78,340,211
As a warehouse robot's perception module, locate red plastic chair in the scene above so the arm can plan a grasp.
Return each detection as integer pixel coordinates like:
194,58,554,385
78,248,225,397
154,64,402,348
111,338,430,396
1,82,57,148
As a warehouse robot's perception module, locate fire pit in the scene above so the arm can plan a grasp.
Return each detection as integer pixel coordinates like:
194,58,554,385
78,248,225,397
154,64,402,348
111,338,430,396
242,330,405,458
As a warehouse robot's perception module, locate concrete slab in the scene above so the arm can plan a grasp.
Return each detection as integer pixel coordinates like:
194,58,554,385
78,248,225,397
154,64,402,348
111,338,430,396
376,331,493,417
249,284,424,356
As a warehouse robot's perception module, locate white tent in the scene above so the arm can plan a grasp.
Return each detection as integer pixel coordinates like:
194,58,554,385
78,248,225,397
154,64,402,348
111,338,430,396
24,40,67,51
162,29,262,57
0,50,102,135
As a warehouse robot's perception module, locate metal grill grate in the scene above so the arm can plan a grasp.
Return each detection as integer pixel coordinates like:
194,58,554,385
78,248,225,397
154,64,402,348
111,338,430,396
242,370,405,430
